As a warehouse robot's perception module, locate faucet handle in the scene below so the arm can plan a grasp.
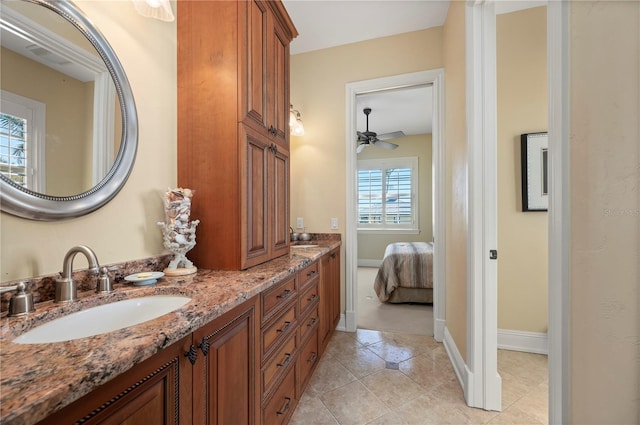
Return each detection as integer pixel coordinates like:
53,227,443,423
9,282,35,317
96,266,114,294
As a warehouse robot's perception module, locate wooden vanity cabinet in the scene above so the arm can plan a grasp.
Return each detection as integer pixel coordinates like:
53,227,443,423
319,247,341,353
177,0,297,271
191,296,260,425
38,334,194,425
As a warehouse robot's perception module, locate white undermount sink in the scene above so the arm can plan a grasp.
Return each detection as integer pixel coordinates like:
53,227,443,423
12,295,191,344
291,244,319,248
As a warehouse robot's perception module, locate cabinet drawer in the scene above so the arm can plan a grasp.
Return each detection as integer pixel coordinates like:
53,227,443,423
262,331,297,400
297,327,319,397
262,304,297,360
298,280,319,318
262,364,297,425
298,261,319,290
299,306,319,344
262,275,297,324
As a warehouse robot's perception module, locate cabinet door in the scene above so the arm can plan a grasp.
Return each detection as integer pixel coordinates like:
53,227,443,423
240,0,268,130
192,297,260,425
39,335,193,425
319,248,341,353
240,125,270,269
328,248,341,328
267,10,291,149
269,143,290,258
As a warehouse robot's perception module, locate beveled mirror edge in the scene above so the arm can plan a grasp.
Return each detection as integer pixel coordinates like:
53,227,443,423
0,0,138,221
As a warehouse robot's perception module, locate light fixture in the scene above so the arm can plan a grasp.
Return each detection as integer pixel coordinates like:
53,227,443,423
133,0,175,22
289,104,305,136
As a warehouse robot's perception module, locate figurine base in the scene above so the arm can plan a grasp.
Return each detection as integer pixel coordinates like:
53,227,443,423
164,266,197,276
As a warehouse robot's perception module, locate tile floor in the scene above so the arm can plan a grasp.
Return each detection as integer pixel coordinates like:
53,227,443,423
290,330,548,425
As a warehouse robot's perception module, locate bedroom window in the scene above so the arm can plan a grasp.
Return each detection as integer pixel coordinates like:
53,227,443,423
357,157,418,233
1,91,46,192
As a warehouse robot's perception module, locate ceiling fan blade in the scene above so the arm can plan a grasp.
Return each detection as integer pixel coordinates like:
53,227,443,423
376,131,405,140
356,143,367,153
372,139,399,150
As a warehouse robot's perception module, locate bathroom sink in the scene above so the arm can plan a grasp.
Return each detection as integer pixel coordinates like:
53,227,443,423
13,295,191,344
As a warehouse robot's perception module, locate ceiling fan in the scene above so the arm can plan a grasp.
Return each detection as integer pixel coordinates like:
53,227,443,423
356,107,405,153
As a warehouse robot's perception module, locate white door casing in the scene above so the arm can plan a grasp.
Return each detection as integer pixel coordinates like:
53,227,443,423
344,69,446,341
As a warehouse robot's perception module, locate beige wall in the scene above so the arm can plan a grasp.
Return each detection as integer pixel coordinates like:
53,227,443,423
290,27,444,312
496,7,548,333
569,1,640,422
0,1,176,282
1,47,90,196
357,134,433,261
442,0,467,362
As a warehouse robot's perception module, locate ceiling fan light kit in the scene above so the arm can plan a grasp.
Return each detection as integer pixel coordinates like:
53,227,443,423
356,107,403,153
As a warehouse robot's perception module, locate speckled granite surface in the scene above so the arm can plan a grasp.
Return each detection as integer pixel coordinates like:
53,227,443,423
0,240,340,425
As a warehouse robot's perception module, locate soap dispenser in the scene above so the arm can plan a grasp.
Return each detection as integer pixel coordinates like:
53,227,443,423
8,281,35,317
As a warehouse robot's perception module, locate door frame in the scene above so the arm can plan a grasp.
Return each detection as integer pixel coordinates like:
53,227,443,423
344,69,446,341
467,0,570,419
465,0,501,411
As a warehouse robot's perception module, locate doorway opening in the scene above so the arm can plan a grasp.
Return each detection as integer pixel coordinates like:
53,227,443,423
344,69,446,342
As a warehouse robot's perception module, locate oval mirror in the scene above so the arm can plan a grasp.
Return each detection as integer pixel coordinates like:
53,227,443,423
0,0,138,220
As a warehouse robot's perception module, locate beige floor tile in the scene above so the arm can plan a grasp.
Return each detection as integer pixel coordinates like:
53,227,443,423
292,332,548,425
399,353,457,391
354,328,386,346
366,336,423,363
320,380,391,425
304,354,358,398
487,403,545,425
333,346,388,379
289,394,339,425
360,369,426,409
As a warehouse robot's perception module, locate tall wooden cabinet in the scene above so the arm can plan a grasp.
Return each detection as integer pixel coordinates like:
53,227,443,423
178,0,298,270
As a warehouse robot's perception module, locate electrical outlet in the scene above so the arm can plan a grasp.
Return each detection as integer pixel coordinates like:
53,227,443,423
331,218,338,229
296,217,304,229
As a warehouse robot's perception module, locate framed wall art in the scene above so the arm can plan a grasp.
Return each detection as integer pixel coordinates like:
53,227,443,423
521,132,548,211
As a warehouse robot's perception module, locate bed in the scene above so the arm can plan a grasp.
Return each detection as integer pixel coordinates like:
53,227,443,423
373,242,434,304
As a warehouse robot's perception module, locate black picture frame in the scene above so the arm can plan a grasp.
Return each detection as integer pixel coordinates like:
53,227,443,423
521,132,548,212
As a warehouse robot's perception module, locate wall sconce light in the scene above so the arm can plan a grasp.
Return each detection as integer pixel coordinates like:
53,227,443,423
289,104,305,136
133,0,175,22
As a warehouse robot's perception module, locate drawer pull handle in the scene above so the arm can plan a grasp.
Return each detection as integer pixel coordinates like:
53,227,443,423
307,270,317,277
308,294,318,302
276,289,291,299
276,397,291,415
277,353,292,368
277,321,292,333
307,317,317,327
185,345,198,365
307,352,318,364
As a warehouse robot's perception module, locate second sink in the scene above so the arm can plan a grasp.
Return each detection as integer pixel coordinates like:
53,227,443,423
13,295,191,344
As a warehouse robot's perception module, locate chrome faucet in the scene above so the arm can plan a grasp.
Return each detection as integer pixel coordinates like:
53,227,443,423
55,245,101,303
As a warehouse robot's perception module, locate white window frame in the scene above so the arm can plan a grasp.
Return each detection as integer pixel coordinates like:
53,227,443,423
1,90,46,192
357,156,419,234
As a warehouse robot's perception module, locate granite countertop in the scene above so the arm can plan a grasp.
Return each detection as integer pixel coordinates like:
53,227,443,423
0,240,340,425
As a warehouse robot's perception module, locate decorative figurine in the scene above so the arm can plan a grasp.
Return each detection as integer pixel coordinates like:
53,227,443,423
157,188,200,276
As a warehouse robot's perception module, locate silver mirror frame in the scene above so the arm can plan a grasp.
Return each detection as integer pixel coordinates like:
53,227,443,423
0,0,138,221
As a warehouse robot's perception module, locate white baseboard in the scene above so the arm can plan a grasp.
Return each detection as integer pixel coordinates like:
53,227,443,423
497,329,548,355
336,313,346,332
434,318,446,342
357,259,382,268
443,327,468,399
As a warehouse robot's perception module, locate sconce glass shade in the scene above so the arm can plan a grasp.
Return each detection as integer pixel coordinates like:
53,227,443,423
289,105,305,136
133,0,175,22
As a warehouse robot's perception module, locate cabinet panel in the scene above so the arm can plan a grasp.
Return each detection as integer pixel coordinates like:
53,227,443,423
192,297,259,425
270,146,290,257
262,364,297,425
319,247,341,353
297,328,319,397
241,0,268,129
241,128,270,268
262,303,297,360
39,335,193,425
262,274,297,325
